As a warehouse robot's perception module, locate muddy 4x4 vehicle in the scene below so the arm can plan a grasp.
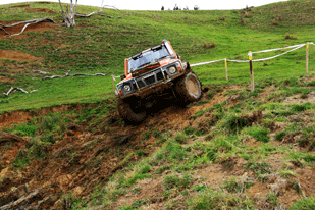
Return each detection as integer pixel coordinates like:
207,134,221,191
115,40,202,123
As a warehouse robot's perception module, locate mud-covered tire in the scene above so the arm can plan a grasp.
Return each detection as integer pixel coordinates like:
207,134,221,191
174,71,202,104
118,98,146,124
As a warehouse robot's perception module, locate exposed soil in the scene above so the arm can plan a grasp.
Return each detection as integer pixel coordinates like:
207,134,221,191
283,91,315,104
0,103,91,129
0,76,15,83
24,8,56,14
1,86,315,209
0,50,43,62
10,4,30,8
0,21,55,38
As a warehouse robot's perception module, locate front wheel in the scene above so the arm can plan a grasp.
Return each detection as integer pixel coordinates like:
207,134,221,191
117,98,146,124
174,71,202,104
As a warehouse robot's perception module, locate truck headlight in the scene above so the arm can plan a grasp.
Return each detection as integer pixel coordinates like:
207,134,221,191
123,84,131,92
169,66,176,74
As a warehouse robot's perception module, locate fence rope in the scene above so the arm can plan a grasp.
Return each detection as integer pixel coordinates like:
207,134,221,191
190,59,225,67
191,43,311,65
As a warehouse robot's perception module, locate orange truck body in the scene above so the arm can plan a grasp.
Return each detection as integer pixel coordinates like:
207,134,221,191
115,40,190,99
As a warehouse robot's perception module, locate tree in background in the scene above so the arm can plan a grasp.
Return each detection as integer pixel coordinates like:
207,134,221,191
194,5,199,10
161,6,164,10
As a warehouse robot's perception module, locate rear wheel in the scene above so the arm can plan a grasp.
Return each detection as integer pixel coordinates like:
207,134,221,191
174,71,202,104
118,98,146,124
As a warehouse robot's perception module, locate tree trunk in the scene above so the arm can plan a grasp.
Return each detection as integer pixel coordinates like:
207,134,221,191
58,0,77,27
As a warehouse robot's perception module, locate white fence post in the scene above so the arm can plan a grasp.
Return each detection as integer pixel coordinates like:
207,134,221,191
306,42,310,74
225,58,228,81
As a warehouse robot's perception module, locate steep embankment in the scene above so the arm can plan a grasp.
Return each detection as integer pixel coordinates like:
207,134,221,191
1,80,315,209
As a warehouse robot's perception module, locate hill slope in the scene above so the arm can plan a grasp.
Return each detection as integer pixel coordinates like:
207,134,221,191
1,0,315,111
1,1,315,209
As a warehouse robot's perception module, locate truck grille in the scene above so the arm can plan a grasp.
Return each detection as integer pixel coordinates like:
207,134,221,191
157,72,164,81
135,69,166,90
144,75,156,85
138,81,145,88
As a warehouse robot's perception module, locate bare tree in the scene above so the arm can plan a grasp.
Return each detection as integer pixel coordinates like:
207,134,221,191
76,0,129,18
58,0,77,27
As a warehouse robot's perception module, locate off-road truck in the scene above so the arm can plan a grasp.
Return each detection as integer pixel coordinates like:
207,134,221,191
115,40,202,123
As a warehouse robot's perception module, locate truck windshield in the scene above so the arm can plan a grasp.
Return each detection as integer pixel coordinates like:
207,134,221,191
127,45,170,73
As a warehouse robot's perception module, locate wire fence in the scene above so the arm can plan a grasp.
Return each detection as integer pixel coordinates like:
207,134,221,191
191,42,314,91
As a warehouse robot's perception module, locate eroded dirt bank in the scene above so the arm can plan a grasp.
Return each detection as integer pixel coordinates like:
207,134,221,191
1,86,315,209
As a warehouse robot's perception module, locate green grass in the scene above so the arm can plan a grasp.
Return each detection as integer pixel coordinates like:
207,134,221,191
290,196,315,210
2,1,315,209
1,1,315,112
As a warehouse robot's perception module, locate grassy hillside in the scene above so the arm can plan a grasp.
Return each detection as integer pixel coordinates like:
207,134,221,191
1,0,315,112
1,1,315,210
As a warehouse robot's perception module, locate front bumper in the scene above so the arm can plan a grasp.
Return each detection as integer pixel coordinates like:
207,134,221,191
116,61,187,99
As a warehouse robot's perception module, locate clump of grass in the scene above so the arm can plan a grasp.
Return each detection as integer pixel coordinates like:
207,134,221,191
272,19,278,25
240,17,246,25
242,125,269,143
224,114,250,134
298,125,315,150
174,132,188,144
203,42,216,49
267,192,278,206
284,33,298,40
275,131,286,141
2,121,37,137
184,126,195,135
163,174,192,190
290,196,315,210
192,109,207,118
245,161,270,177
292,102,314,112
141,132,150,141
278,169,296,178
223,176,253,193
283,76,299,86
189,190,255,209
